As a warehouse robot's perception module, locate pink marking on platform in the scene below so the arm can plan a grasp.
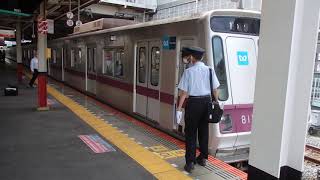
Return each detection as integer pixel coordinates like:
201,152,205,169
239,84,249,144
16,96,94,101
79,135,107,153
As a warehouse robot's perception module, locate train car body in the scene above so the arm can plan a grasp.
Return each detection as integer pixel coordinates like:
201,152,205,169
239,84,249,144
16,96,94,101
17,9,260,163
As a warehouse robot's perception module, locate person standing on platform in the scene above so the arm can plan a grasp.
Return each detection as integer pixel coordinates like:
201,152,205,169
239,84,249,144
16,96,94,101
29,51,39,88
176,47,220,173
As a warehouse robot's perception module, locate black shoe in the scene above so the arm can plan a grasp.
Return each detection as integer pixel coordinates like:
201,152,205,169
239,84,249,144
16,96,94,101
196,157,207,166
184,163,194,173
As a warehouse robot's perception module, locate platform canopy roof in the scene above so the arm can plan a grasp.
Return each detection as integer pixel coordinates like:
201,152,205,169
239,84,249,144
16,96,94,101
0,0,152,41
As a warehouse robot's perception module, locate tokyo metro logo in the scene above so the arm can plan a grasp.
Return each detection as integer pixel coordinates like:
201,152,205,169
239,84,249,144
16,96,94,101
237,51,249,65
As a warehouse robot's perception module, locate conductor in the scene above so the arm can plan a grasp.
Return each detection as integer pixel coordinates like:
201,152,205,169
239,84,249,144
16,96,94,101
176,47,220,173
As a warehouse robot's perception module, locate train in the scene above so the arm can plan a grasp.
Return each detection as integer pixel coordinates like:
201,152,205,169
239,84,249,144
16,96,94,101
10,9,261,163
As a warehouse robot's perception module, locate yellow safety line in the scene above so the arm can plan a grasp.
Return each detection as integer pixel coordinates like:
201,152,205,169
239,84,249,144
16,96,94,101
47,85,191,180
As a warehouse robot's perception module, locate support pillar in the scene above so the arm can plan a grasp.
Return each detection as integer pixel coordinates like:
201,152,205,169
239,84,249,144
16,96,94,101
37,1,48,110
16,22,23,82
248,0,320,179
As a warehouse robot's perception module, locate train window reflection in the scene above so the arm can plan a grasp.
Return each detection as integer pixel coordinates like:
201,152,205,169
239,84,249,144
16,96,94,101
103,48,124,78
212,36,228,101
138,47,146,83
150,47,160,86
104,50,114,76
87,48,96,72
52,49,57,64
57,49,62,65
71,49,75,67
114,50,124,78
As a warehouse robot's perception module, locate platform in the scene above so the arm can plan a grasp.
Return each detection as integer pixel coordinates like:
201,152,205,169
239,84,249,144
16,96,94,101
0,60,247,180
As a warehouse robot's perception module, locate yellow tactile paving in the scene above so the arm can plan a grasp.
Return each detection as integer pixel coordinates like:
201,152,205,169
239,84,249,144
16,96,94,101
46,85,191,180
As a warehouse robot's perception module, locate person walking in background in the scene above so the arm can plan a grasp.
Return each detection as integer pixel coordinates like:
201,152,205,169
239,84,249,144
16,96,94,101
29,50,39,88
176,47,220,173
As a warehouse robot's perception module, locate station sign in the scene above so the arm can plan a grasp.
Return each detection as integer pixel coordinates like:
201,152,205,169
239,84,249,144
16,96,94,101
37,19,54,34
37,19,48,34
47,19,54,34
162,35,176,50
67,19,74,27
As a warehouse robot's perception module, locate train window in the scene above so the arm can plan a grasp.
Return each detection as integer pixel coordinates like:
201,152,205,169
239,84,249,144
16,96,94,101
103,50,114,76
212,36,228,101
114,50,124,78
57,49,62,65
138,47,146,83
211,16,260,36
93,48,96,72
150,47,160,86
87,48,96,72
103,48,124,78
78,49,82,64
63,48,67,67
52,49,57,64
71,49,75,67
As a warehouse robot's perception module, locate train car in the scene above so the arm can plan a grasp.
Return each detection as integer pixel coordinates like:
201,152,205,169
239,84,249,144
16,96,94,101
21,9,261,163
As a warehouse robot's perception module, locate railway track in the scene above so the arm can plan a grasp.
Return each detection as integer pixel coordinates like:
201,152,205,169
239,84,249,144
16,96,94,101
305,144,320,165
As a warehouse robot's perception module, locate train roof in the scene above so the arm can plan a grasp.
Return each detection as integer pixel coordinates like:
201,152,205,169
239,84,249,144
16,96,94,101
53,9,261,42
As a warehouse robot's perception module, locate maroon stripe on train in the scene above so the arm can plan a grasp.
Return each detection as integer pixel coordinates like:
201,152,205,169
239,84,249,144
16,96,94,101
136,85,159,99
96,75,133,92
88,73,97,80
64,71,175,105
64,68,85,77
160,92,174,105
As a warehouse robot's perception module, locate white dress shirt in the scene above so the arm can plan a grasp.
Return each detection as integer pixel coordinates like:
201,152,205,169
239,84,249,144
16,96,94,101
30,57,38,72
178,61,220,96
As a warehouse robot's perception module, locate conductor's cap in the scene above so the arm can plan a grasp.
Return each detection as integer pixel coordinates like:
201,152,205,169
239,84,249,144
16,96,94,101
181,46,205,57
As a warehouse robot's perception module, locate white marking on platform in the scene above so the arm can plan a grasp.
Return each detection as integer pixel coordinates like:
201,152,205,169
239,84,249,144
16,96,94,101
171,164,178,168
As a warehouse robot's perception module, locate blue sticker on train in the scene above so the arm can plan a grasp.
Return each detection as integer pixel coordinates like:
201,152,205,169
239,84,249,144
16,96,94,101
162,35,170,49
162,35,176,50
237,51,249,65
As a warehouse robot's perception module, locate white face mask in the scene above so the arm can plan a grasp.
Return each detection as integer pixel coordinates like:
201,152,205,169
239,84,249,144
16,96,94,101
182,57,189,64
183,55,191,64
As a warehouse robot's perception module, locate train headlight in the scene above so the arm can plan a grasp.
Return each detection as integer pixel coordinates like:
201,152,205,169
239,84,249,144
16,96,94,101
220,114,233,133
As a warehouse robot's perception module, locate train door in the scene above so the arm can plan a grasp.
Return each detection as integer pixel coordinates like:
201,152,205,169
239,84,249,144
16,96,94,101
86,47,97,94
134,40,161,123
174,37,195,131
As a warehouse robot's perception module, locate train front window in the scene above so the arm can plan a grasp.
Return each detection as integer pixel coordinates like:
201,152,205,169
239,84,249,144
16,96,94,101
212,36,228,101
211,16,260,36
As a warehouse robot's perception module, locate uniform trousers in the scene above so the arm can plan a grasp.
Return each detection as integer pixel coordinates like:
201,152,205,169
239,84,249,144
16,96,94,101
29,69,38,87
184,96,210,164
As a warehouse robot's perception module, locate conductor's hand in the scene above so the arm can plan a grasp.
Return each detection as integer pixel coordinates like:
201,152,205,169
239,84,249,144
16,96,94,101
176,110,183,124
